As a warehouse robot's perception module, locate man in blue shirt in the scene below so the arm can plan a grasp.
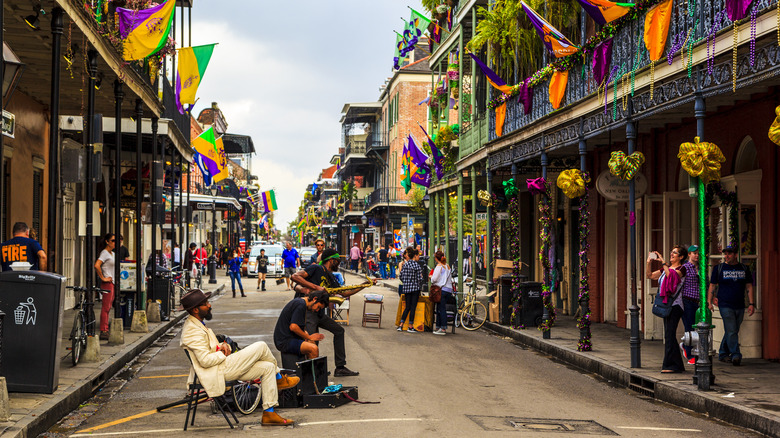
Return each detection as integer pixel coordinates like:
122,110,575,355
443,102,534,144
282,241,300,291
0,222,46,271
707,246,756,366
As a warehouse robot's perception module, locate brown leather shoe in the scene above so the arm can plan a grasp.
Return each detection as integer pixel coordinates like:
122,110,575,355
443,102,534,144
276,375,300,391
261,410,294,426
99,331,109,340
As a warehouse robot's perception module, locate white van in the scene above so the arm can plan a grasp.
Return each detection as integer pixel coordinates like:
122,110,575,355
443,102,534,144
246,244,284,277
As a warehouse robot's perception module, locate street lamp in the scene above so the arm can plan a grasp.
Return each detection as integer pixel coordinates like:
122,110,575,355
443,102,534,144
423,193,431,209
360,214,368,249
208,186,217,284
2,42,25,107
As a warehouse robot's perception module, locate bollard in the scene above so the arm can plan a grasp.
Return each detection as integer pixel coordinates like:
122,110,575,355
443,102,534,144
108,318,125,345
83,336,101,362
131,310,149,333
147,301,161,323
695,321,714,390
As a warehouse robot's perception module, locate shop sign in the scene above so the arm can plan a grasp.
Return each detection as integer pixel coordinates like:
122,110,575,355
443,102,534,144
595,170,648,202
196,202,213,210
2,110,15,138
497,212,509,220
364,228,375,234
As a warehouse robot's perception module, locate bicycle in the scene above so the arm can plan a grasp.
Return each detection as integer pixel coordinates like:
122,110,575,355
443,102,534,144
67,285,110,366
456,277,487,331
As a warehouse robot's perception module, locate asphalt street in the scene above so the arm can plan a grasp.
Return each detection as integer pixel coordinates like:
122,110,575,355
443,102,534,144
43,276,760,438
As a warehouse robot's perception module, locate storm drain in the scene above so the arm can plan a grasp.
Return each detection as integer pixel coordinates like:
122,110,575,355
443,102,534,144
628,374,656,398
467,415,618,435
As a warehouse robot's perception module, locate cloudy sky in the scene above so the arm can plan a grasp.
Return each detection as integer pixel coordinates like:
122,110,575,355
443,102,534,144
189,1,422,229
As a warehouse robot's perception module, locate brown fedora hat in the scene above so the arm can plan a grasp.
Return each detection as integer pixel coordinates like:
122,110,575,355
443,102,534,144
178,289,212,311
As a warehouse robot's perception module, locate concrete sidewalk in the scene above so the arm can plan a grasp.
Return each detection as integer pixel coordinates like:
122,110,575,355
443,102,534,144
484,316,780,437
0,276,228,438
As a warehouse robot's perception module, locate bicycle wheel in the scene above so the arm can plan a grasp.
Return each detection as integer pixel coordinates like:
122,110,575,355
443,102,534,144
195,271,203,289
71,312,85,366
232,381,261,415
460,301,487,331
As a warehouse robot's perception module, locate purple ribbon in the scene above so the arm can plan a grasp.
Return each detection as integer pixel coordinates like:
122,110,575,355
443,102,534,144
516,78,533,115
526,177,547,195
592,38,614,86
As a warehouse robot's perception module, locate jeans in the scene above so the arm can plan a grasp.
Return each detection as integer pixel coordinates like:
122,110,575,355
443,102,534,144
228,271,243,293
718,306,745,360
663,305,685,372
389,263,396,278
99,281,115,332
379,262,387,279
351,259,359,272
306,310,346,368
436,291,454,330
400,292,420,328
681,298,699,359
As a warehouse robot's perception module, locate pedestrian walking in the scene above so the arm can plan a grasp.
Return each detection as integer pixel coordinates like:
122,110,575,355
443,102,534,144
431,251,454,335
349,242,361,272
0,222,47,271
256,248,269,291
282,241,300,291
648,246,687,373
94,233,116,340
228,250,246,297
378,244,389,279
708,245,756,366
679,245,701,364
172,242,181,269
398,247,424,333
388,245,397,278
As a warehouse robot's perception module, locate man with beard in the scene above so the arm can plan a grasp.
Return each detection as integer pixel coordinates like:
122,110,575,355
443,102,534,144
179,289,299,426
291,249,361,377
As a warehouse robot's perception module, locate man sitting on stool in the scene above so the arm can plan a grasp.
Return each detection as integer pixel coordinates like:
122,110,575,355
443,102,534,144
290,249,361,377
274,290,329,360
179,289,299,426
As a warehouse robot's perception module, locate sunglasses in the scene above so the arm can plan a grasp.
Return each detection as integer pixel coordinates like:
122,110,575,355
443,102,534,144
109,239,115,242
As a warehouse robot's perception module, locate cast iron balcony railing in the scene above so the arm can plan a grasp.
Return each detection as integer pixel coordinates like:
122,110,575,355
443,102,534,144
364,187,407,210
162,77,190,139
487,0,773,143
345,140,366,157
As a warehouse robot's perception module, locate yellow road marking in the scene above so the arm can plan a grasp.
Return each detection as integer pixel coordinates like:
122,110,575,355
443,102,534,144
74,402,188,434
72,426,228,437
137,374,189,379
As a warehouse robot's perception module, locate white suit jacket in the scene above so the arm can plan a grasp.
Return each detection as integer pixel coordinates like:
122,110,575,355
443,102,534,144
180,315,227,397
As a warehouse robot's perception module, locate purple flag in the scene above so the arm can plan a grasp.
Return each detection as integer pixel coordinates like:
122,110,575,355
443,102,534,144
418,123,445,179
520,1,579,58
517,78,533,115
408,135,431,187
592,38,614,85
725,0,751,21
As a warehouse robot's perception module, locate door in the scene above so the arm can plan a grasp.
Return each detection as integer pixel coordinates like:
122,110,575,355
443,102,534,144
603,203,618,322
643,195,663,339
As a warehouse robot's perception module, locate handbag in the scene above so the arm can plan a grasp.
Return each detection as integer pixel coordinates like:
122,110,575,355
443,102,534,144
652,271,682,318
428,265,452,303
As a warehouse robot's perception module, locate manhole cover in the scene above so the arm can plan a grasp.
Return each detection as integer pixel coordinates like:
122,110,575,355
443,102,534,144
467,415,618,435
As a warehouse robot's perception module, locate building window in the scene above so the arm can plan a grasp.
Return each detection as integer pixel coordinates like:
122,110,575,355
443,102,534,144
33,169,43,237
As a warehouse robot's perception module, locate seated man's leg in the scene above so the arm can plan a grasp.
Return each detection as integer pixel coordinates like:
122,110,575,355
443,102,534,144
224,342,282,411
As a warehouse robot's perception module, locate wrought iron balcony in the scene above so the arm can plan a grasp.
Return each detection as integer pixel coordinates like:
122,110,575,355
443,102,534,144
487,0,773,144
364,187,407,211
345,140,367,157
162,77,190,140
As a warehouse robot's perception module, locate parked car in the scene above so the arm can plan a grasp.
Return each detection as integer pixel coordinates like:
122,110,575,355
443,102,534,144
246,244,284,278
299,246,318,268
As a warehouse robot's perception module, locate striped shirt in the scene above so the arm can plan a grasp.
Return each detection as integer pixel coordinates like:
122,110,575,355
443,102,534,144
399,260,424,293
681,261,700,300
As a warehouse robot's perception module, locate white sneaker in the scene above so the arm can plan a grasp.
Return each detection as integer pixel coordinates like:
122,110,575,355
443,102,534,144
397,326,402,332
407,327,417,333
433,328,446,336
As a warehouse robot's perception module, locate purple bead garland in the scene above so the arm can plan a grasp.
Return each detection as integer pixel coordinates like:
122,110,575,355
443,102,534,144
750,7,757,67
509,195,524,329
576,173,592,351
538,183,556,332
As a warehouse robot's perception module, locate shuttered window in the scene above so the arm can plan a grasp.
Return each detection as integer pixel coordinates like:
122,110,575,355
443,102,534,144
33,170,43,236
2,158,8,241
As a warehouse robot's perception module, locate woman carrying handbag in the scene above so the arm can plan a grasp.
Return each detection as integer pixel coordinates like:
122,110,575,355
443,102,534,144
647,246,688,373
430,251,454,335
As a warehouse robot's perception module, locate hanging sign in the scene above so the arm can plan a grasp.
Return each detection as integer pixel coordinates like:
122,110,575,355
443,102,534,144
595,170,648,202
2,110,15,138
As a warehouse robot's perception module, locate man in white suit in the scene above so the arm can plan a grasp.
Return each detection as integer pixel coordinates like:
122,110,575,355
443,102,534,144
179,289,298,426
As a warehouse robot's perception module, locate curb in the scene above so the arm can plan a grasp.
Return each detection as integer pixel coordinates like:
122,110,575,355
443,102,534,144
481,320,779,437
4,284,225,438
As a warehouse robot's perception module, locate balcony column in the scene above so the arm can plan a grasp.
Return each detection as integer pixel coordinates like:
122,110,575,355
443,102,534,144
470,166,477,282
578,127,590,347
443,189,450,262
627,98,641,368
433,192,439,253
457,174,464,294
47,7,63,272
486,165,493,293
150,117,159,303
135,99,144,309
541,150,551,339
428,189,434,266
113,81,123,320
85,49,98,335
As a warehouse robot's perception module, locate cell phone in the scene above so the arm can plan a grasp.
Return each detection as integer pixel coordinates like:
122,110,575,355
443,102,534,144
648,252,658,260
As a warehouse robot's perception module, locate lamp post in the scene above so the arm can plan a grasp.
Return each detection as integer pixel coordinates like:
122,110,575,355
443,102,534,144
208,186,217,284
360,214,368,250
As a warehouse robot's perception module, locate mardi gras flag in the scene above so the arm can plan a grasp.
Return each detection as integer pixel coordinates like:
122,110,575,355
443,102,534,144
418,123,445,180
393,229,404,250
176,44,216,114
468,53,514,94
116,0,175,61
192,127,220,179
394,32,407,69
520,1,579,58
262,190,278,212
410,8,432,36
400,141,412,194
576,0,632,26
408,135,431,188
644,0,673,61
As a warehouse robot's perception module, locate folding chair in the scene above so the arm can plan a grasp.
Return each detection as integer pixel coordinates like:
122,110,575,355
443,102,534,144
329,296,350,325
181,349,239,430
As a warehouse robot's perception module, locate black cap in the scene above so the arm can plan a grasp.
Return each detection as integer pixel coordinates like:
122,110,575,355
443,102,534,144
722,245,738,253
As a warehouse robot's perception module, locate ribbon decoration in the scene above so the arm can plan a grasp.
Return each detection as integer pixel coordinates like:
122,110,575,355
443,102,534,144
768,105,780,145
678,137,726,184
557,169,586,199
526,177,547,195
503,178,518,198
608,151,646,180
477,189,492,206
